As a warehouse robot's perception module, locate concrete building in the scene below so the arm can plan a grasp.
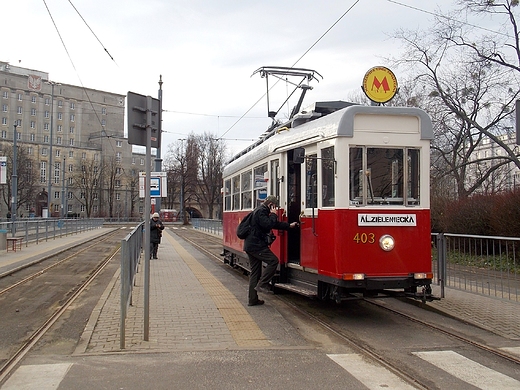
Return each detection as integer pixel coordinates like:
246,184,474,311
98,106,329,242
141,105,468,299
0,61,145,219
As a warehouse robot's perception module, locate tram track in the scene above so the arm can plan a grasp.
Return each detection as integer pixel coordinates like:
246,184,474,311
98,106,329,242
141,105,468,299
0,228,127,386
177,227,520,387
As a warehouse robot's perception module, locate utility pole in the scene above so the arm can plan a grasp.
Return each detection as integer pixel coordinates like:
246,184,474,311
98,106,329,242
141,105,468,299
46,81,59,218
155,75,163,213
11,122,18,237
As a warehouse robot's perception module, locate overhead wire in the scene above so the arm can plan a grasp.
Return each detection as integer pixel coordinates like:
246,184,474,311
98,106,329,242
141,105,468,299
42,0,118,156
218,0,362,140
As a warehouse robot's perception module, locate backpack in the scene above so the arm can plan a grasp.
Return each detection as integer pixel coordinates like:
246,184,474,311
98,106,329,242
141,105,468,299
236,211,254,239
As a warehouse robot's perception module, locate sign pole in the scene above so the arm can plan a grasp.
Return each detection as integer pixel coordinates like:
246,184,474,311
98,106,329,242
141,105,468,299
144,96,152,341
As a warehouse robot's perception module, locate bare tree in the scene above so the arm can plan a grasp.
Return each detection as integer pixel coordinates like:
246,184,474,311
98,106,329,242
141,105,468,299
392,2,520,198
102,155,123,218
72,156,102,218
163,135,200,223
0,145,39,215
196,132,226,219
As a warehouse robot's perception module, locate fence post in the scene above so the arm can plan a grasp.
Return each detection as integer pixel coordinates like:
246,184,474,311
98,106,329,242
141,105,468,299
436,233,446,298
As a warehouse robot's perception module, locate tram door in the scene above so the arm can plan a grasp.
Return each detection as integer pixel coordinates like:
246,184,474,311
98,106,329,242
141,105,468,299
286,150,301,263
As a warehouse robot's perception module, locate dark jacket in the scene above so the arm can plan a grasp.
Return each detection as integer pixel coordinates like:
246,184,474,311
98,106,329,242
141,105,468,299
150,218,165,243
243,204,290,253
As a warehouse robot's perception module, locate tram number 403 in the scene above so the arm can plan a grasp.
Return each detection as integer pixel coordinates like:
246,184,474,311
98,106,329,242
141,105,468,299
353,232,375,244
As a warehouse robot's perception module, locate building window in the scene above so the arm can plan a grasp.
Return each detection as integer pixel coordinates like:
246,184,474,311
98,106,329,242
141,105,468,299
2,104,7,112
68,177,73,186
70,114,75,122
132,157,135,165
45,97,50,105
28,147,32,154
102,107,107,115
1,131,6,139
68,192,73,199
116,192,121,201
69,126,74,134
56,137,62,145
57,112,62,120
101,119,106,126
116,152,121,162
70,102,75,109
17,93,22,101
116,140,122,147
31,108,36,116
30,133,35,141
44,123,49,131
81,152,86,159
54,191,60,199
1,118,6,125
69,138,74,146
17,106,22,114
44,135,49,143
115,179,121,187
41,148,48,155
40,161,47,183
57,125,62,132
81,205,85,212
68,150,73,158
56,149,61,156
140,158,144,165
69,164,73,172
2,91,8,99
44,110,49,118
31,96,36,103
30,121,35,129
57,100,63,107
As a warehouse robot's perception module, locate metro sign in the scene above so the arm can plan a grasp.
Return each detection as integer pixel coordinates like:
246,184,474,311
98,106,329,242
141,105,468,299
362,66,398,104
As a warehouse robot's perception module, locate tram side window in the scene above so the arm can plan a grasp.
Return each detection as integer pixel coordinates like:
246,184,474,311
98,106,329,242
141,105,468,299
270,159,280,200
408,149,420,205
367,148,404,204
232,175,240,210
322,146,335,207
241,170,252,209
306,154,317,208
224,179,231,211
349,147,363,205
254,163,268,207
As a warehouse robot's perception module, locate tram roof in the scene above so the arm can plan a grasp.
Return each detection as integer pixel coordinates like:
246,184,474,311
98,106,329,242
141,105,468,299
224,103,433,178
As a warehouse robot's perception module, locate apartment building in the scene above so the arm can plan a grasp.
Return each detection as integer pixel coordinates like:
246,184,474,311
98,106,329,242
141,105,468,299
0,61,144,218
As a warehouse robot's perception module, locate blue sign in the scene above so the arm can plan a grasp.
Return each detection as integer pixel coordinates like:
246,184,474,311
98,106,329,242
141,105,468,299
150,178,161,197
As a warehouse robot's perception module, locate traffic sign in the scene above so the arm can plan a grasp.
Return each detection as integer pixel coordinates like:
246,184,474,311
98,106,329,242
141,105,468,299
127,91,161,148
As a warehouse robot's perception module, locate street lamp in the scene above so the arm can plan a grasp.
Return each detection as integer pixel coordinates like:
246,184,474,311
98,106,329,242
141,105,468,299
11,121,18,236
46,81,59,218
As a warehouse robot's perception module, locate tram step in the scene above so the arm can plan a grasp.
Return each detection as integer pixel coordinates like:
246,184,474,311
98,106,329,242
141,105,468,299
275,283,317,297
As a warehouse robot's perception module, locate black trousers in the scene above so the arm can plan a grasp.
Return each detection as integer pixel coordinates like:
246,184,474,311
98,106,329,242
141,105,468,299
246,248,279,304
150,242,159,258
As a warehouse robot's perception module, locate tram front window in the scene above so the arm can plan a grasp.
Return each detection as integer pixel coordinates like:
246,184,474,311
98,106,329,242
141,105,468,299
349,147,420,206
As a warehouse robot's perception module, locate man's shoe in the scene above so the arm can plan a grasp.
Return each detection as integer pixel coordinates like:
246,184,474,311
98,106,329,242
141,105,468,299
248,299,265,306
153,256,158,259
255,285,272,294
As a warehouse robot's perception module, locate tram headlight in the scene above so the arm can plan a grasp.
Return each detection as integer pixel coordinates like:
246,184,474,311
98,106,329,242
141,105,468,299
379,234,395,251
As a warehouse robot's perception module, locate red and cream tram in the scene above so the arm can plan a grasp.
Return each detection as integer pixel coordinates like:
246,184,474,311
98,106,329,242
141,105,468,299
222,101,434,302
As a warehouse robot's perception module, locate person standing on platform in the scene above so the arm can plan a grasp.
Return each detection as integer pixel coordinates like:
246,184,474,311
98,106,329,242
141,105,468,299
150,212,165,259
244,195,299,306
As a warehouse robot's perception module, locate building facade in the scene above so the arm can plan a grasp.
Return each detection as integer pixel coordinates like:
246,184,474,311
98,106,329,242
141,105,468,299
0,61,147,219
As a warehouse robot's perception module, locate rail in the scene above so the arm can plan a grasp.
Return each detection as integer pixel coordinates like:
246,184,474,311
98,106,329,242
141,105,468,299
192,218,223,237
120,222,144,349
433,233,520,302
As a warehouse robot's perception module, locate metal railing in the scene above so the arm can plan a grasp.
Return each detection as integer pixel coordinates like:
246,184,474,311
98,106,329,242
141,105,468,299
120,222,144,349
192,218,223,237
0,218,104,246
434,233,520,301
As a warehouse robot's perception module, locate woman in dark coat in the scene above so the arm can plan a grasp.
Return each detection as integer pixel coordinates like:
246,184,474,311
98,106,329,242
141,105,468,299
150,212,165,259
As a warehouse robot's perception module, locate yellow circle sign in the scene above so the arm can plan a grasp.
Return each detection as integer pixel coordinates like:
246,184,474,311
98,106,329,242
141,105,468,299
362,66,398,104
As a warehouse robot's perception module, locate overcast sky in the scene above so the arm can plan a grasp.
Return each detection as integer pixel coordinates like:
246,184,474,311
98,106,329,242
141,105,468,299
3,0,497,157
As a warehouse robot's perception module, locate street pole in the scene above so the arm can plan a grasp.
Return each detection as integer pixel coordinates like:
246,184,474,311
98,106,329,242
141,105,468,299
61,157,66,218
155,75,163,213
11,122,18,237
47,81,57,218
144,96,152,341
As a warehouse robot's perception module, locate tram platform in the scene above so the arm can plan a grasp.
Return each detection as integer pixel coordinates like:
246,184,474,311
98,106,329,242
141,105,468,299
1,226,520,389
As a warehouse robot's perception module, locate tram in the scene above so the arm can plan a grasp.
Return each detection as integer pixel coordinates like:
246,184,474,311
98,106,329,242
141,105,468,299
222,68,435,302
